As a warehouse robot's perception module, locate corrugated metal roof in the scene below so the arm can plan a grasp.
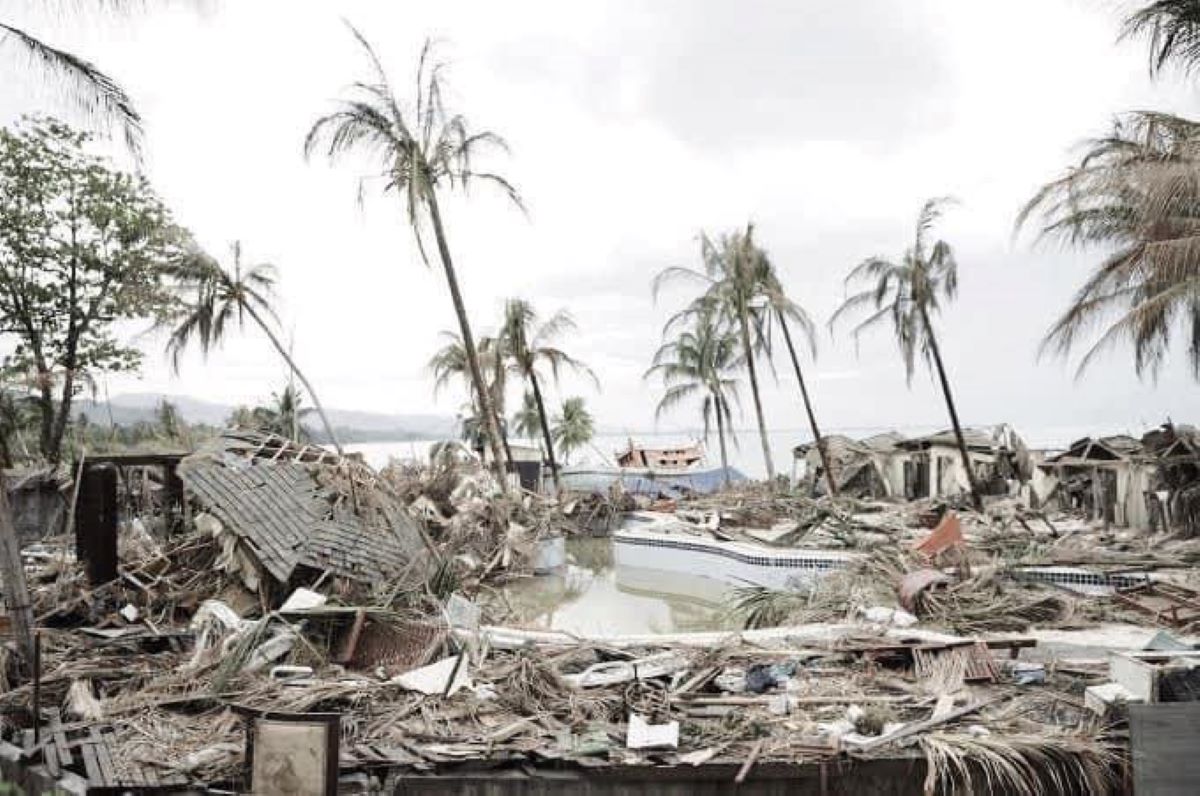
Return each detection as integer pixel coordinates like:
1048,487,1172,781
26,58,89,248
179,435,428,585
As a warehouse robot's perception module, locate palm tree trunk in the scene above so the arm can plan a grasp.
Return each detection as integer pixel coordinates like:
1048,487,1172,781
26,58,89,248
779,316,837,497
424,192,509,487
528,370,562,495
242,304,344,457
918,305,983,512
714,395,730,486
736,300,775,480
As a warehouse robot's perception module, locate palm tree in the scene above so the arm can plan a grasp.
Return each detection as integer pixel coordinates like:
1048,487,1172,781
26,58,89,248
758,265,839,496
831,198,983,511
305,28,522,485
1017,111,1200,380
512,391,542,443
655,225,777,480
1122,1,1200,76
552,397,594,465
1,1,202,155
645,304,742,484
164,242,345,455
268,385,313,443
429,330,513,464
500,298,596,494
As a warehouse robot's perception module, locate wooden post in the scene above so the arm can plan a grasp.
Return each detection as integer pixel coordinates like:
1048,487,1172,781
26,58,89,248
0,484,35,666
76,465,118,584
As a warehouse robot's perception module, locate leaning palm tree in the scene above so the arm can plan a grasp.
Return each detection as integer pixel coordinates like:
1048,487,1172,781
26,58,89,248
645,305,742,484
429,330,513,465
164,242,345,455
305,28,521,485
1017,111,1200,380
831,198,983,511
655,225,777,479
500,298,596,494
552,397,594,466
758,266,839,496
1122,1,1200,76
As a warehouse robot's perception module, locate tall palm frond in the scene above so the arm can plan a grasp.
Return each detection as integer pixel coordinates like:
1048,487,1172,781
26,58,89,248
1122,0,1200,76
552,397,594,464
1017,110,1200,379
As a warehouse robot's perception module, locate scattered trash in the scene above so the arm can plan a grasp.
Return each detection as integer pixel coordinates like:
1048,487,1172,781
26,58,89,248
278,587,327,613
626,713,679,750
392,655,471,696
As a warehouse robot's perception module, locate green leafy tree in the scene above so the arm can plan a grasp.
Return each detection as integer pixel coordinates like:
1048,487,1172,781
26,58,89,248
163,241,344,455
306,29,523,486
645,304,742,483
0,117,185,463
655,226,778,479
831,198,983,510
500,298,596,494
1018,111,1200,379
552,397,594,466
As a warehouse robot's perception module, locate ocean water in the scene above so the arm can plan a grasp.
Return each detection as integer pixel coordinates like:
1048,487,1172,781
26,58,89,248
346,422,1129,480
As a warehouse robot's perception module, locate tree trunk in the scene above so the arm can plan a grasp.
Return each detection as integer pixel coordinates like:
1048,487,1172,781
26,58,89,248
714,395,730,486
242,304,345,457
48,367,76,466
736,300,775,480
919,305,983,512
424,193,509,488
528,369,562,496
779,316,837,497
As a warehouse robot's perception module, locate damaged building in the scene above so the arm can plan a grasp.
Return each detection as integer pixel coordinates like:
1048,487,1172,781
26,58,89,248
792,425,1035,502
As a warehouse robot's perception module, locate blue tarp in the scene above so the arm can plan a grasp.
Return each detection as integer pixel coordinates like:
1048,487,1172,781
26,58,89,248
559,466,747,497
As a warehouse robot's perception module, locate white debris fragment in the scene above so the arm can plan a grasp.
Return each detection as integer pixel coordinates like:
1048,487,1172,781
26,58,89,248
278,587,327,613
392,655,471,696
626,713,679,750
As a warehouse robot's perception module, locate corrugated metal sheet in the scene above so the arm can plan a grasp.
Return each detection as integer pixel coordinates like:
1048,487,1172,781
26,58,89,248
179,451,426,585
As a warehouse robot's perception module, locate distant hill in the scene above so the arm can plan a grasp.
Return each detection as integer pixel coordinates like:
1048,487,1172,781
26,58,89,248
73,393,457,442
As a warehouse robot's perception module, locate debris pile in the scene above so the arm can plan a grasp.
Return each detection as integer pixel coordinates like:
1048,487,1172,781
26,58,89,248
0,430,1196,792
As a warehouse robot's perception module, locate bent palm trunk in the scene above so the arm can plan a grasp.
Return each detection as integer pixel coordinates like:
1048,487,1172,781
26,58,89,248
528,370,562,495
919,305,983,512
425,193,509,487
737,300,775,480
779,316,837,497
714,395,730,486
243,304,344,456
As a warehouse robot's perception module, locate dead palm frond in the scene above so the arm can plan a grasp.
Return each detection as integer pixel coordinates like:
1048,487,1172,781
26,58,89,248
921,732,1121,796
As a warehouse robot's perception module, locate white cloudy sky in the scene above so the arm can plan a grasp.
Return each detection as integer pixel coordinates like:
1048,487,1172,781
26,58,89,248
1,0,1198,446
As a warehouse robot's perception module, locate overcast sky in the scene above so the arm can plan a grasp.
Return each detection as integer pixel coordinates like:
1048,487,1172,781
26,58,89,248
1,0,1197,446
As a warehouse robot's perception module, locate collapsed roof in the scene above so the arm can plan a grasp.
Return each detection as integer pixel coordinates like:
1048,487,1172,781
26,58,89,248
178,430,432,586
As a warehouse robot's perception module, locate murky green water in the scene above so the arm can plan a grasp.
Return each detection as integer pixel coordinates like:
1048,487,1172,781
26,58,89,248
498,537,742,636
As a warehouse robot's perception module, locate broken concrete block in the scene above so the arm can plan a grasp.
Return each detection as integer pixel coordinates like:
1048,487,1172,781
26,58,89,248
1085,682,1144,715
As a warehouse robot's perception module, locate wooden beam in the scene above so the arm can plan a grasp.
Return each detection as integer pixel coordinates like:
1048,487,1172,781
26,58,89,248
0,486,35,666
